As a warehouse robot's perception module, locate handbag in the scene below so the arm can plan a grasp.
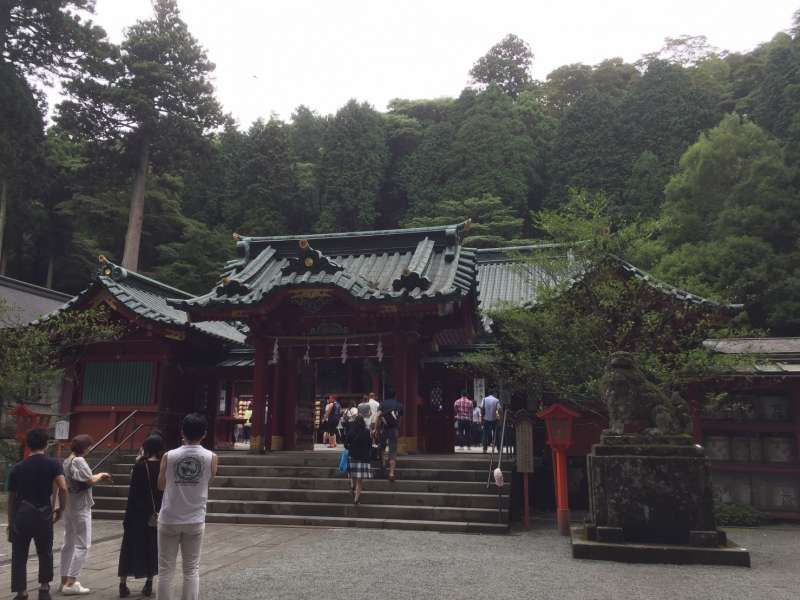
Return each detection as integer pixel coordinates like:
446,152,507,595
338,448,349,474
144,461,159,528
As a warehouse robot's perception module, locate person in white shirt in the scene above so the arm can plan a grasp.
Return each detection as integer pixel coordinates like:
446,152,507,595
472,404,482,447
60,435,111,596
357,394,374,429
479,394,501,453
157,414,218,600
367,393,380,430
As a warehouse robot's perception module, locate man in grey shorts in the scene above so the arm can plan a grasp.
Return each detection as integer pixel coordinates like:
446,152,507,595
376,397,402,481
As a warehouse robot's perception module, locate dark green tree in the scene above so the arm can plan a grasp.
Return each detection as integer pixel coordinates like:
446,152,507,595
289,105,326,163
235,118,296,235
549,89,626,203
652,114,800,331
443,87,538,216
0,64,43,274
619,59,722,181
318,100,387,231
0,0,106,80
405,194,525,247
469,34,533,98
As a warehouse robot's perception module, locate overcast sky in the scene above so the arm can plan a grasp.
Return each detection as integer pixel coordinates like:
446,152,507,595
87,0,798,127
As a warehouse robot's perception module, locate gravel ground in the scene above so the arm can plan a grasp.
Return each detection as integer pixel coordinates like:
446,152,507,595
201,522,800,600
0,518,797,599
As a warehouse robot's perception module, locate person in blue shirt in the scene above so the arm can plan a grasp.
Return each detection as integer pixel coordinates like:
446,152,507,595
479,394,501,453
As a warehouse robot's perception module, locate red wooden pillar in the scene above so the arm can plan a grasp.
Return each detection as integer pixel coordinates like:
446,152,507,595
555,449,570,535
283,349,298,450
392,332,409,437
250,338,269,454
688,383,703,444
266,361,280,452
405,336,419,443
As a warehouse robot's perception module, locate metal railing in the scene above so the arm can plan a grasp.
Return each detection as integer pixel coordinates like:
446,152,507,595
86,410,142,470
91,424,144,470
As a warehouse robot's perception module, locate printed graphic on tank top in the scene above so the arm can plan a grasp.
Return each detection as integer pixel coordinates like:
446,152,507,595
158,445,213,526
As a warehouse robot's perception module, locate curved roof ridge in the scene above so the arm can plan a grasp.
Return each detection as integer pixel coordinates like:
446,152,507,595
98,257,194,300
237,221,470,244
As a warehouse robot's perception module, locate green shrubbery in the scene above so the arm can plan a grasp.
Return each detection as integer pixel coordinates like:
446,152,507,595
714,501,768,527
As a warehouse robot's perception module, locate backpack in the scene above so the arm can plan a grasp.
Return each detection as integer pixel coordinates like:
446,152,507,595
332,402,342,422
382,408,399,429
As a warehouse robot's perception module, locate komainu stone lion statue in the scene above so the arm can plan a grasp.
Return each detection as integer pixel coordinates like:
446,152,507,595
600,352,691,436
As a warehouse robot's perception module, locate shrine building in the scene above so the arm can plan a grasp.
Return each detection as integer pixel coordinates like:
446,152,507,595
50,221,800,518
60,222,540,452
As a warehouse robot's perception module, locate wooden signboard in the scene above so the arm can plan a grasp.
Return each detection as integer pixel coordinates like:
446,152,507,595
473,378,485,402
514,410,535,473
513,410,535,529
55,420,70,441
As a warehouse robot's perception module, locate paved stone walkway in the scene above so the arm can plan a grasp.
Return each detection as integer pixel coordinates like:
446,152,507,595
0,518,797,599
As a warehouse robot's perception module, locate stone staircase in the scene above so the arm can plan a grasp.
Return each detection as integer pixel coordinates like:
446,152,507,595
93,451,511,534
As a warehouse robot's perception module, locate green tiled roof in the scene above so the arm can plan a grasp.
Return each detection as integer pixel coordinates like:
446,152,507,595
472,246,739,332
172,222,477,312
60,261,246,345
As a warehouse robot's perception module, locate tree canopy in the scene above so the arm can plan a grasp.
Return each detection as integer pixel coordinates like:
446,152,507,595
2,14,800,340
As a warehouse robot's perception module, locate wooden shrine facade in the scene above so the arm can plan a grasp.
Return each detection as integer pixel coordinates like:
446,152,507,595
55,222,750,463
57,258,246,450
170,223,480,453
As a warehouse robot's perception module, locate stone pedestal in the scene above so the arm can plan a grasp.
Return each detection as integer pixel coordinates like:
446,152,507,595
586,434,721,545
572,433,750,566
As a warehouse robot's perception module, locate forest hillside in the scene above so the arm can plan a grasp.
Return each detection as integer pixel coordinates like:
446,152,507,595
1,1,799,333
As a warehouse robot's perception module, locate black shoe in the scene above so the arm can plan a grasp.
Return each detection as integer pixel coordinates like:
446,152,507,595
38,589,51,600
142,579,153,597
119,583,130,598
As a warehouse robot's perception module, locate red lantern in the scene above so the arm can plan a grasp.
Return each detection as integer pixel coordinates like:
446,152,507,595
537,403,579,535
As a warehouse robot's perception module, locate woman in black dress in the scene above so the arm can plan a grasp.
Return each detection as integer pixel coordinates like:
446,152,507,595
117,435,163,597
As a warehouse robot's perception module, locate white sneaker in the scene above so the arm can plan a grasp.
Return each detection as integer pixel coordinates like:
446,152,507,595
62,582,91,595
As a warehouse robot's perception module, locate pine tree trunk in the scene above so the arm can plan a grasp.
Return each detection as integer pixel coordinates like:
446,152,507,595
121,144,150,272
0,178,7,275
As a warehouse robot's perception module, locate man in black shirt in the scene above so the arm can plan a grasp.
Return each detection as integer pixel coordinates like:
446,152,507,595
8,428,68,600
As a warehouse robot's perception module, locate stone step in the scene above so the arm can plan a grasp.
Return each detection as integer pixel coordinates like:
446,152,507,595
94,484,508,509
111,463,504,482
104,474,505,495
93,496,506,524
93,509,509,535
113,452,508,471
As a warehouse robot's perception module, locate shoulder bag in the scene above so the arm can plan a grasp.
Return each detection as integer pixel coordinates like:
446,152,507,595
144,461,159,528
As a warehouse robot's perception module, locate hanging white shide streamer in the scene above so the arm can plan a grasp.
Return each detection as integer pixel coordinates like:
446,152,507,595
271,338,279,364
341,338,348,364
376,337,383,363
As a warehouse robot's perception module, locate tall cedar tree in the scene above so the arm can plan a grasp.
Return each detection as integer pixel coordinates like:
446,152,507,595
58,0,221,271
